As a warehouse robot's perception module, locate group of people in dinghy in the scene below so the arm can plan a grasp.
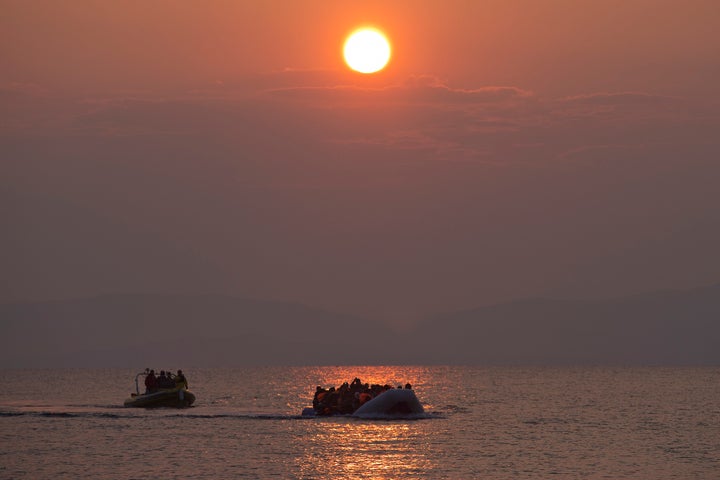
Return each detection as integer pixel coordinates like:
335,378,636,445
143,368,188,394
313,377,413,415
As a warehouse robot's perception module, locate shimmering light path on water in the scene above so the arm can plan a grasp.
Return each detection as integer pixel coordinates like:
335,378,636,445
1,367,718,479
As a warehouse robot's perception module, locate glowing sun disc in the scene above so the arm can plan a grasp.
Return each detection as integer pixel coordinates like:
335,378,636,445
343,28,391,74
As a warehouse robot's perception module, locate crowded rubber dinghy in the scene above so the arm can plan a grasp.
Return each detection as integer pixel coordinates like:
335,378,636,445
303,377,424,417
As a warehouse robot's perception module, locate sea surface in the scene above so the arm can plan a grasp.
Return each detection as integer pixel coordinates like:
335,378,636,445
0,366,718,479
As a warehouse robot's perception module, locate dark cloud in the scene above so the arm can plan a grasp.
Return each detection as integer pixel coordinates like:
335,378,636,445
263,75,533,107
3,74,715,167
561,91,679,106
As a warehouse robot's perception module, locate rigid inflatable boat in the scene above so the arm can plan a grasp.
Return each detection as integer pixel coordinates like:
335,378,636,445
123,371,195,408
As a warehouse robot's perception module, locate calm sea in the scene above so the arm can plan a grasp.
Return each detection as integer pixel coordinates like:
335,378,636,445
0,366,718,479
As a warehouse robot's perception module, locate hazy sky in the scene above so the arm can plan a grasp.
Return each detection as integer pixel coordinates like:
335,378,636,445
2,0,719,322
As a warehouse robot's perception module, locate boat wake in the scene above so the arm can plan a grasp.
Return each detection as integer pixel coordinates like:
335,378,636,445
1,406,441,421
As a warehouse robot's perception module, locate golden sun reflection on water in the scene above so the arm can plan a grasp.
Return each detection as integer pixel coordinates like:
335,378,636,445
298,420,433,479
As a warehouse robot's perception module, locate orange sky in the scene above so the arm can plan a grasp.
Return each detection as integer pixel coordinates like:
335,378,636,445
2,0,720,321
3,0,718,96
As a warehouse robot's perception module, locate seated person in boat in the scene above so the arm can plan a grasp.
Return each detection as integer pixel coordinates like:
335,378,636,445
157,370,176,389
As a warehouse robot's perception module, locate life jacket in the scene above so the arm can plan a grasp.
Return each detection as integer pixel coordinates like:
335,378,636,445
359,392,372,405
176,378,187,389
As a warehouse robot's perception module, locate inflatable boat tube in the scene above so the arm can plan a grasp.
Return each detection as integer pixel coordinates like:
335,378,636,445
352,389,424,418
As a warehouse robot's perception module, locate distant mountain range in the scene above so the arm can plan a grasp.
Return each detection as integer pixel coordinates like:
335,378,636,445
1,284,719,367
409,284,720,365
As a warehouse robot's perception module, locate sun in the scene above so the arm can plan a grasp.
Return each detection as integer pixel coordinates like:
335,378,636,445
343,28,391,74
